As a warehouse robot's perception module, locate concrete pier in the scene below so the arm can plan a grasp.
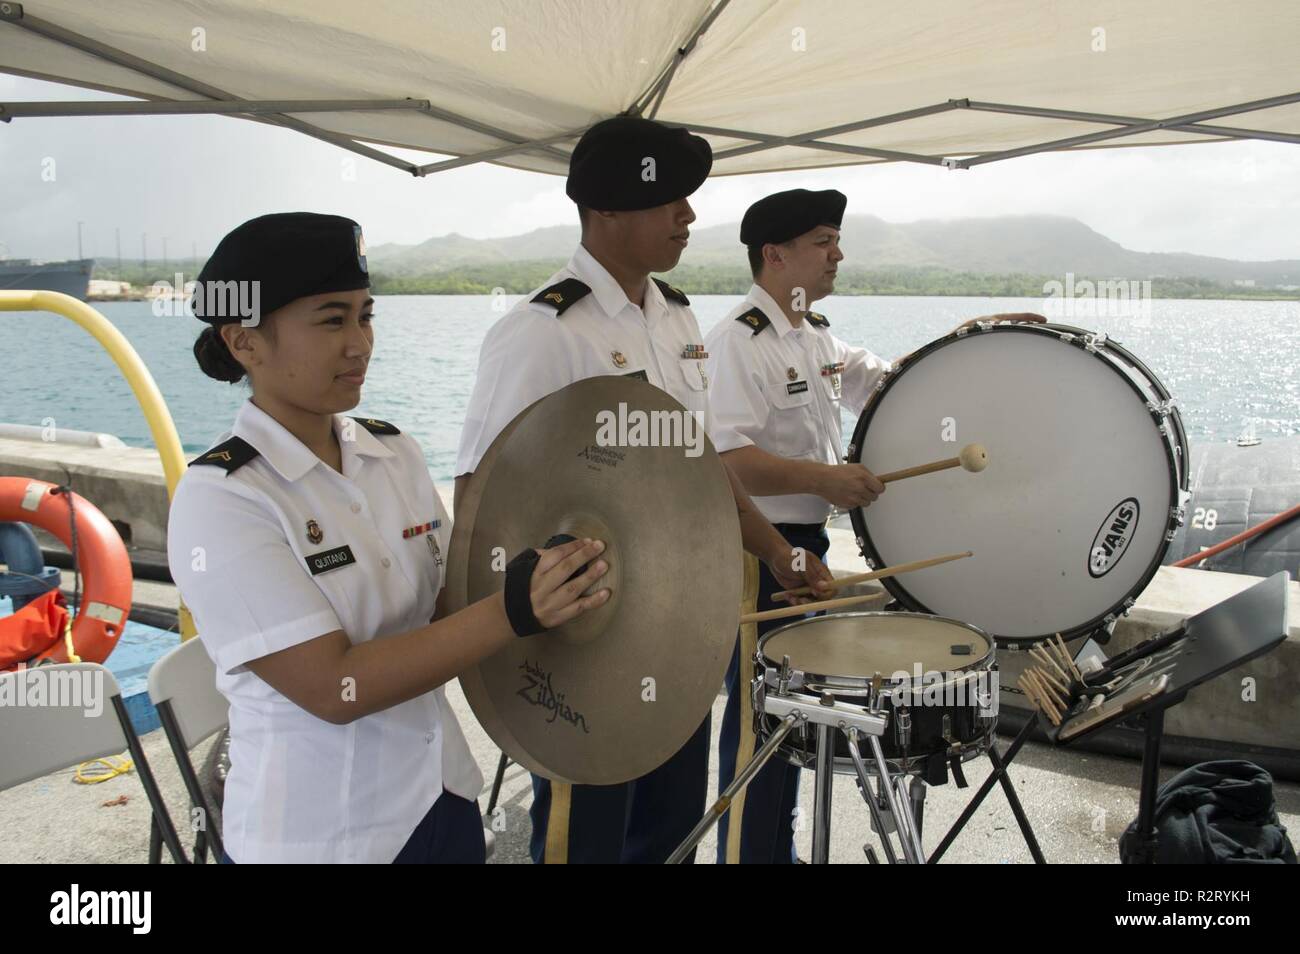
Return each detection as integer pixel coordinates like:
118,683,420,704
2,436,1299,862
0,436,170,555
5,435,1298,761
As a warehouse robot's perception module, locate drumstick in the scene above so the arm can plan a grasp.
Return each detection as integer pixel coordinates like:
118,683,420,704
1028,643,1063,678
1016,674,1037,703
1023,666,1059,708
1022,670,1063,724
1053,634,1083,681
1031,666,1071,714
1029,644,1071,686
1018,673,1059,726
1053,644,1077,683
875,443,987,483
1047,634,1079,682
1029,653,1071,694
771,550,973,601
1038,665,1071,697
1026,678,1062,727
1040,675,1072,711
739,590,888,625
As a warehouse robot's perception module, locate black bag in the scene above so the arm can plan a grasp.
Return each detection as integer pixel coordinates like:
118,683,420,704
1120,760,1296,864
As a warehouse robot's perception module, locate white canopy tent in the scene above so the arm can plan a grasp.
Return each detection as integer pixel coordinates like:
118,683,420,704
1,0,1297,178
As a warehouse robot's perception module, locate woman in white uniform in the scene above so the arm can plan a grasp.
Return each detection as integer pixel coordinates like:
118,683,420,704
167,213,610,863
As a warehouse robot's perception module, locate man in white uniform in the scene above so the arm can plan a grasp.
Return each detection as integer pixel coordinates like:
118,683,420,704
455,119,834,864
705,188,891,863
707,189,1046,863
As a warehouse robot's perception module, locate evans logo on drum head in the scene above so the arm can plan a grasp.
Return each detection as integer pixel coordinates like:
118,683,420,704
1088,498,1140,578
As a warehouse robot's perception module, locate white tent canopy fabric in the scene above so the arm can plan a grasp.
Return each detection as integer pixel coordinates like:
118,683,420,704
1,0,1297,178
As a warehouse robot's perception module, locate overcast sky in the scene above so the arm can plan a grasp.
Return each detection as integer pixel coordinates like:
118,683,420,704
2,73,1298,264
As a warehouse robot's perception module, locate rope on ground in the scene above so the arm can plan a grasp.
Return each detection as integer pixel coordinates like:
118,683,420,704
73,755,134,785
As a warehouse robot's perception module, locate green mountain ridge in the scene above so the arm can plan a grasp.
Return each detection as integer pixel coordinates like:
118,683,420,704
365,214,1300,288
88,215,1300,298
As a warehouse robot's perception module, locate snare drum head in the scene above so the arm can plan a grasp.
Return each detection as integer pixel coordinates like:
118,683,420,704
760,612,991,681
851,324,1181,642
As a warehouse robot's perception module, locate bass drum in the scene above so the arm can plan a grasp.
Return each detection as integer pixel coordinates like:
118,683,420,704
847,321,1189,645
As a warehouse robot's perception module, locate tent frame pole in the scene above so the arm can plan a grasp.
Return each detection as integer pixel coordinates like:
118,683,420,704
413,128,588,176
683,102,961,165
1,5,421,174
631,0,734,120
409,102,573,165
954,90,1300,167
0,4,572,172
667,91,1300,169
0,98,432,119
960,99,1300,146
3,4,1296,175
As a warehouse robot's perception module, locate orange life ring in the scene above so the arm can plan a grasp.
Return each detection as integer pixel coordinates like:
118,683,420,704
0,476,132,665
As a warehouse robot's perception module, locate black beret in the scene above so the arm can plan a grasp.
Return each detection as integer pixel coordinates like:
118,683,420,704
740,189,847,247
191,212,369,325
566,117,712,211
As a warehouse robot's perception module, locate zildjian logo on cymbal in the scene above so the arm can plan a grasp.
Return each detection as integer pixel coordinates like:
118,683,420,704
518,659,590,733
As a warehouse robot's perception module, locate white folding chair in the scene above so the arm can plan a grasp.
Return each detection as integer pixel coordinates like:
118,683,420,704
0,662,186,863
148,636,229,864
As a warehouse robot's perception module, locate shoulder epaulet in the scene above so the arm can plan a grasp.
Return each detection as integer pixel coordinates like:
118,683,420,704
351,416,401,435
653,278,690,307
531,278,591,316
735,306,771,336
190,436,259,474
806,311,830,328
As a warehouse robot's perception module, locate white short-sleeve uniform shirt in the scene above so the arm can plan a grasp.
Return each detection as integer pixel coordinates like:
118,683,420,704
704,284,891,525
456,244,712,476
167,399,483,864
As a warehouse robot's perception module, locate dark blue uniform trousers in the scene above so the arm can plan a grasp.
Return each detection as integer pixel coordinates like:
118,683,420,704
716,524,829,864
528,711,712,864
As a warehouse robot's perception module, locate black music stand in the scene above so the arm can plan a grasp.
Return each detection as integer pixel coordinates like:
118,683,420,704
1048,571,1289,864
928,572,1290,864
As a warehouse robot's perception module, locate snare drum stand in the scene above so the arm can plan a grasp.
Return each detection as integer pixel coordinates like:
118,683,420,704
926,717,1046,863
799,693,928,864
667,658,928,864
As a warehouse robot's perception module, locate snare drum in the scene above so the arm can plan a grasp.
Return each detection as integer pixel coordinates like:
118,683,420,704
848,321,1189,645
755,612,996,779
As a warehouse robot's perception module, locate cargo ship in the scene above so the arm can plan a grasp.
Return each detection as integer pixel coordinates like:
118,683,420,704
0,258,94,300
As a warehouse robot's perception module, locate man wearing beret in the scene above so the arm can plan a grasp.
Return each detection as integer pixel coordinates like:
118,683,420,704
455,119,835,864
703,189,889,864
705,189,1044,863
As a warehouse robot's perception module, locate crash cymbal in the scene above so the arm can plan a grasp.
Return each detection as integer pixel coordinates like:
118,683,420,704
447,376,743,785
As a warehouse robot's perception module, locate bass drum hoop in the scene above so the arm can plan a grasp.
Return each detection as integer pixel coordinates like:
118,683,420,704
847,321,1189,645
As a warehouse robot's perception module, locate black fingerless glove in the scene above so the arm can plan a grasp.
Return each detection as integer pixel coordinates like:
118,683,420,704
504,535,590,638
542,534,586,579
504,547,545,637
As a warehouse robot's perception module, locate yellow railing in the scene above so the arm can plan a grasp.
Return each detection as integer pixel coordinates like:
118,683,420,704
0,290,196,639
